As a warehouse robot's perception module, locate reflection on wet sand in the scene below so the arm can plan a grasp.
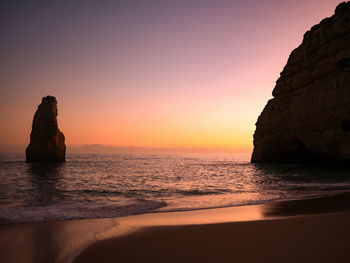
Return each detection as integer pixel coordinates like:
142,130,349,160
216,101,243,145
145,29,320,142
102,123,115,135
0,217,121,263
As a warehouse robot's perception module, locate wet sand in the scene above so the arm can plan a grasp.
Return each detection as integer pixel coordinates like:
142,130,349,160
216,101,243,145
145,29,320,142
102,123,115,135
1,193,350,263
73,211,350,263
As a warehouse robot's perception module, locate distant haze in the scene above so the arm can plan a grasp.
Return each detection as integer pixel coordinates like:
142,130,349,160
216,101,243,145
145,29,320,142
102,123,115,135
0,0,344,153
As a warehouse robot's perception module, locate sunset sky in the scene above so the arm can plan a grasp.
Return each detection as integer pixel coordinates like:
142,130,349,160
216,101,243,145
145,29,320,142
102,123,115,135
0,0,344,153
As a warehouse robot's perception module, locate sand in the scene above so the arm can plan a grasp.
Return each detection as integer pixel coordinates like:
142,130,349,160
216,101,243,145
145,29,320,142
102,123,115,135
73,211,350,263
2,193,350,263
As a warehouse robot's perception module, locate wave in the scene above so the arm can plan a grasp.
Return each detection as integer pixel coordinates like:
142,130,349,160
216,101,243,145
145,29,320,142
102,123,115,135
62,189,123,196
176,189,232,196
0,199,167,224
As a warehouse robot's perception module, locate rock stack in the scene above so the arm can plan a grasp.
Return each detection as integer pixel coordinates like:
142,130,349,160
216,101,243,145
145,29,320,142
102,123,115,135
26,96,66,162
252,2,350,163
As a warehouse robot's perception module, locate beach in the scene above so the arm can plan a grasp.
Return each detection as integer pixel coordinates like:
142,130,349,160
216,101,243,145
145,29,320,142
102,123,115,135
1,193,350,263
74,211,350,263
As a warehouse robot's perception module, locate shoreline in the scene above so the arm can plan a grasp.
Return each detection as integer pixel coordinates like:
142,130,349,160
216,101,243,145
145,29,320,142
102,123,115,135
3,189,350,225
2,192,350,263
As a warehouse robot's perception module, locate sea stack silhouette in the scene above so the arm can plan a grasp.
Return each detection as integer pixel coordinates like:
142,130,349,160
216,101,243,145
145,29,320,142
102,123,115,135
252,2,350,164
26,96,66,162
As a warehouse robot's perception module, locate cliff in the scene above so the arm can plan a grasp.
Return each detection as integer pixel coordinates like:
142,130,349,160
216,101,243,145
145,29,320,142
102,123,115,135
26,96,66,162
252,2,350,163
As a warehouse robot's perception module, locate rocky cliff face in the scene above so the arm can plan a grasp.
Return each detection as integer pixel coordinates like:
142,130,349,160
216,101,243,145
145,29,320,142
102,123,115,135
252,2,350,164
26,96,66,162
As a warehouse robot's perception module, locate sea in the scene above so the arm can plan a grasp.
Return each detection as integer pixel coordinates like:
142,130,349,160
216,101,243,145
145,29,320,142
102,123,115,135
1,152,350,224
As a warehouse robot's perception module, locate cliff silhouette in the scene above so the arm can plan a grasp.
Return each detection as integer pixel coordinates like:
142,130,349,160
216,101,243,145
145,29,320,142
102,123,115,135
26,96,66,162
252,2,350,164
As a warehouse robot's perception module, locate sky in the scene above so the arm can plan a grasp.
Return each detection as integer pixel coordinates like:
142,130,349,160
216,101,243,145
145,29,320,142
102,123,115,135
0,0,344,153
